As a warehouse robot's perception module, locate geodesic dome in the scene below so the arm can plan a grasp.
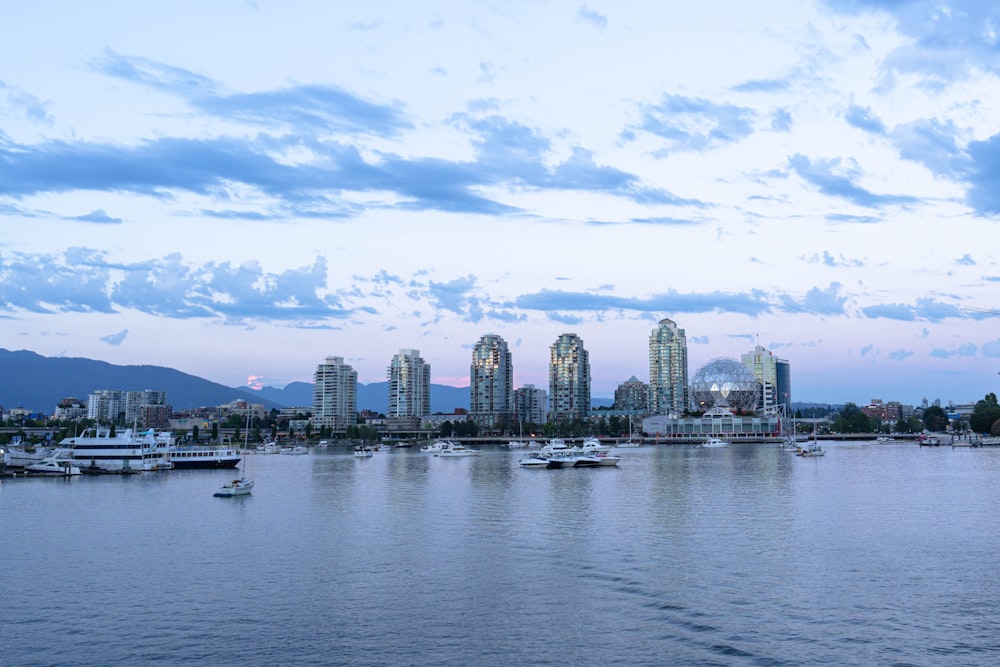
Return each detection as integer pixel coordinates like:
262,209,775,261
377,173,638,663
691,358,759,413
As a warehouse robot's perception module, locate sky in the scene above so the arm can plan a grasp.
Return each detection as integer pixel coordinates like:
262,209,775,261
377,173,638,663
2,0,1000,407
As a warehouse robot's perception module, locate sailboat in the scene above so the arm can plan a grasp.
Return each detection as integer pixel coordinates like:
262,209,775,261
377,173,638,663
617,415,642,448
214,407,255,497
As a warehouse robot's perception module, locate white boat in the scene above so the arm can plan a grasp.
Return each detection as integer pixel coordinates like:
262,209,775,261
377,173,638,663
213,477,254,497
539,439,573,456
167,444,241,469
506,440,529,449
280,445,308,455
260,442,281,454
25,450,81,476
518,453,550,468
580,437,613,453
617,415,643,447
797,442,825,457
315,440,330,449
354,446,374,457
700,437,729,448
434,442,481,457
420,440,454,453
6,444,52,469
59,427,174,472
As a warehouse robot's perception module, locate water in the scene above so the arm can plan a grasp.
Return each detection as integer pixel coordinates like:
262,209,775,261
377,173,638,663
3,443,1000,666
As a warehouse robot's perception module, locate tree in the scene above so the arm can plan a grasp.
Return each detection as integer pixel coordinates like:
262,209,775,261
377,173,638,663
192,425,200,443
970,393,1000,434
922,405,949,432
211,422,219,442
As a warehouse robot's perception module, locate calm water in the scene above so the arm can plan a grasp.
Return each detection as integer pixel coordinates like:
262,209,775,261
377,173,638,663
3,443,1000,666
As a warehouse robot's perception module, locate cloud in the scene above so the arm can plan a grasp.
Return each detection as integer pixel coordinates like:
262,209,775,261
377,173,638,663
511,288,773,317
845,104,886,135
731,79,790,93
804,250,864,267
577,5,608,29
100,329,128,346
1,80,53,124
860,344,877,357
787,154,919,207
930,343,978,359
862,303,915,321
964,134,1000,216
891,118,967,179
631,94,756,153
889,349,914,361
984,339,1000,358
71,209,123,224
779,282,847,315
955,254,976,266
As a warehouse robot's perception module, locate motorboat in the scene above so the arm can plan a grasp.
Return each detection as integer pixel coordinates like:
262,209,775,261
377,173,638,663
580,437,612,453
420,440,453,453
506,440,529,449
280,445,309,455
700,437,729,448
434,442,481,457
797,442,825,457
354,446,374,457
213,478,254,497
25,450,81,476
518,453,550,468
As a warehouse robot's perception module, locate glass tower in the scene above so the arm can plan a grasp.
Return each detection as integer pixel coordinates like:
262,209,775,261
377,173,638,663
388,349,430,425
469,334,513,431
548,333,590,422
649,318,689,416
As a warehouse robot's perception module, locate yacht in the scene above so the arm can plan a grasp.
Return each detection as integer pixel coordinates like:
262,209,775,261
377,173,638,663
518,453,550,468
700,437,729,448
580,437,613,453
25,450,81,476
213,478,254,497
59,427,174,472
353,446,374,457
420,440,454,453
434,442,481,457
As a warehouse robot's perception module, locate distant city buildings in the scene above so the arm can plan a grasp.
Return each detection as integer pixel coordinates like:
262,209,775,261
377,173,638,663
514,384,548,425
311,356,357,433
387,349,430,430
741,345,791,415
87,389,169,427
549,333,590,422
469,334,513,431
649,318,689,416
614,376,649,414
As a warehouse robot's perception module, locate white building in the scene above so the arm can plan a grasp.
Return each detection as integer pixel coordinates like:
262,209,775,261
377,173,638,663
311,356,357,433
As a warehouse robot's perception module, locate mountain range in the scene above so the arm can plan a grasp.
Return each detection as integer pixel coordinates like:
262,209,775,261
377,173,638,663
0,348,471,415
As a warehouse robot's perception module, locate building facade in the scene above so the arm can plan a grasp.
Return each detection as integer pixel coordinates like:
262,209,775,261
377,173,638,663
513,384,548,425
741,345,779,415
125,390,167,425
311,356,358,433
649,318,689,416
614,376,650,415
387,349,431,430
548,333,590,422
87,389,125,423
469,334,513,432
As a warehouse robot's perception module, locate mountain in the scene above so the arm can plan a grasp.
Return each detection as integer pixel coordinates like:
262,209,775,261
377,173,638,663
240,381,471,414
0,348,283,414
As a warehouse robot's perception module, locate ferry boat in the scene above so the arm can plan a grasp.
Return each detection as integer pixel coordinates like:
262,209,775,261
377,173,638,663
166,443,241,469
58,427,174,472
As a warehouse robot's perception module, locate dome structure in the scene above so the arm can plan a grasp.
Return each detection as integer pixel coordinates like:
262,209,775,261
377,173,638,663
691,358,759,414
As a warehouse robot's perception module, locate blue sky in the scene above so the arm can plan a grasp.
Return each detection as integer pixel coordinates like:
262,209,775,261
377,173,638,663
2,0,1000,406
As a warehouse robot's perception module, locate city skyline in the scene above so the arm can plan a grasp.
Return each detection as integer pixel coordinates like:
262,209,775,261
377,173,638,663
2,1,1000,406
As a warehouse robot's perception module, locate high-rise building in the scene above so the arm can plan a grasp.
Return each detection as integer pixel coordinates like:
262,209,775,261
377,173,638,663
649,318,689,416
614,376,649,414
125,390,167,425
87,389,125,423
387,349,431,430
549,333,590,422
469,334,513,431
311,356,358,433
741,345,779,415
513,384,548,425
775,358,791,415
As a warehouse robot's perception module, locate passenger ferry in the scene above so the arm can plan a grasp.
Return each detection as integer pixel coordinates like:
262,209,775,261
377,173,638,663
59,427,174,472
165,443,241,469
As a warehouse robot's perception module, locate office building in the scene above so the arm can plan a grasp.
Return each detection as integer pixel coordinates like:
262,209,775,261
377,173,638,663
388,349,430,430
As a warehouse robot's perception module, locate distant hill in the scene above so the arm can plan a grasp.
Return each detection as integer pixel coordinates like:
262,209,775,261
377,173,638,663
0,348,283,414
240,381,471,414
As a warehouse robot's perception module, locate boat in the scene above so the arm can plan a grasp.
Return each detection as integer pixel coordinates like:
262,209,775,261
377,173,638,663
280,445,309,455
797,442,825,457
700,436,729,448
5,443,52,469
580,437,613,453
260,441,281,454
315,440,330,449
213,477,254,497
58,427,174,472
506,440,529,449
394,442,412,448
518,453,550,468
167,443,241,469
25,450,81,476
354,446,374,457
420,440,454,453
617,415,643,448
434,442,481,457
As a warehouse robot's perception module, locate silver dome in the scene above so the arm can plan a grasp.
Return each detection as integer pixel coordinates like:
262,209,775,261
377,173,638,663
691,358,759,413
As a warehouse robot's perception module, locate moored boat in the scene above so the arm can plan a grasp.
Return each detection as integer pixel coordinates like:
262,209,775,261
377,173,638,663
167,444,241,469
25,450,81,476
213,477,254,497
434,442,481,457
59,427,174,472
